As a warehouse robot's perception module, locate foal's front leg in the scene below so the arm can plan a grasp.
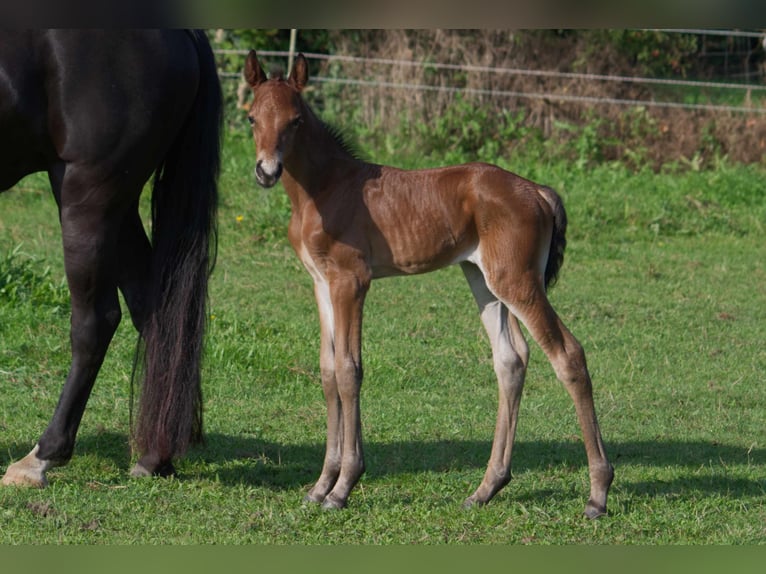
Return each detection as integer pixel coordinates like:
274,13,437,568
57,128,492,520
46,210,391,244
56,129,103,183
304,279,343,504
307,273,369,509
324,275,367,509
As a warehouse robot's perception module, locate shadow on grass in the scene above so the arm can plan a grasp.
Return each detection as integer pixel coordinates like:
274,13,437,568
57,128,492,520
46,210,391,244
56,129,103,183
2,433,763,499
184,433,766,500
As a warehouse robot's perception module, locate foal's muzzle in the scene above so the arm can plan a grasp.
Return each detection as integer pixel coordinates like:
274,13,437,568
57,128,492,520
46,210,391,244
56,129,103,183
255,159,283,188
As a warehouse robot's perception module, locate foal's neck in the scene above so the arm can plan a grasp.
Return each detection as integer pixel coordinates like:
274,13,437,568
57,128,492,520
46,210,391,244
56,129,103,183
283,105,363,197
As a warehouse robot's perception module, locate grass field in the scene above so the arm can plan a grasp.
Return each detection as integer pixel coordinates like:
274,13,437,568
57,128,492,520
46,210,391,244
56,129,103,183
0,128,764,544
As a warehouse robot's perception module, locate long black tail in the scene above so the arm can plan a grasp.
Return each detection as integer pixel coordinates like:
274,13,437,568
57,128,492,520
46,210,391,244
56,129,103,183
538,185,568,290
134,30,222,462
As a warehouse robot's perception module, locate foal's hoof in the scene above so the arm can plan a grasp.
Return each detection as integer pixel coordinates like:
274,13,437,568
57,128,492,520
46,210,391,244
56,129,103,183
302,492,345,510
320,492,347,510
462,495,485,509
302,492,324,506
583,500,608,519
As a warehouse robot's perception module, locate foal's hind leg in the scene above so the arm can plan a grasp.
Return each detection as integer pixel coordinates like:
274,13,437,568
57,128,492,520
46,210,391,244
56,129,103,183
3,177,124,487
494,276,613,518
461,262,529,507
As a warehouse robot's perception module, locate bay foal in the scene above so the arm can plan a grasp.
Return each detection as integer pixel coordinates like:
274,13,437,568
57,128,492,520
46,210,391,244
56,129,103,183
244,51,613,517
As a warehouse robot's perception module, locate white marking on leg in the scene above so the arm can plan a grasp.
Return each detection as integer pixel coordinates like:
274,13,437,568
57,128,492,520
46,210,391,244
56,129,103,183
300,246,334,336
1,444,53,488
453,243,484,269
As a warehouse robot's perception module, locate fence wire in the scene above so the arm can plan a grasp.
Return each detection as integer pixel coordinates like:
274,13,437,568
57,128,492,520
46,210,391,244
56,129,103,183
215,30,766,115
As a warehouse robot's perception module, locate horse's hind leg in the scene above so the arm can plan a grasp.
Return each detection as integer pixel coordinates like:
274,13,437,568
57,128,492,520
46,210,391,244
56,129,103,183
115,205,152,333
2,174,124,487
111,207,176,478
461,262,529,507
495,275,613,518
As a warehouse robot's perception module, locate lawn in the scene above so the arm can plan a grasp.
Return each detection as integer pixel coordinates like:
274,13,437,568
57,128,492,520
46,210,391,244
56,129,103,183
0,130,764,544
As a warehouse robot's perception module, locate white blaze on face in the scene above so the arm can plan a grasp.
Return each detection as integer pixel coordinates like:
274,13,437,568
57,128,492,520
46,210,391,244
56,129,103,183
254,147,284,188
256,153,282,179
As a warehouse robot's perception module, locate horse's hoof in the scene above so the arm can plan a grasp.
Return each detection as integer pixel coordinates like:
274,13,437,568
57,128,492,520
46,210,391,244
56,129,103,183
1,466,48,488
130,460,176,478
1,446,51,488
129,462,151,478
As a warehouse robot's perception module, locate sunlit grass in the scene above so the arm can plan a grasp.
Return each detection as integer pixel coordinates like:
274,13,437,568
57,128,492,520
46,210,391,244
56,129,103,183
0,128,764,544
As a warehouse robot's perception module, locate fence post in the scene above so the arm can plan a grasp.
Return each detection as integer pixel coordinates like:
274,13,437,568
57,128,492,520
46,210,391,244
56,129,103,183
288,29,297,76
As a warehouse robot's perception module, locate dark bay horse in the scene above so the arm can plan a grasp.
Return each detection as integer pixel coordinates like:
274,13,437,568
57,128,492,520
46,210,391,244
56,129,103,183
0,30,221,486
244,51,613,517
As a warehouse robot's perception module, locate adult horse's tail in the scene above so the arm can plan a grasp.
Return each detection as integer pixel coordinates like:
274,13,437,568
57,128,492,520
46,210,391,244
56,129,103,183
538,185,568,290
133,30,222,468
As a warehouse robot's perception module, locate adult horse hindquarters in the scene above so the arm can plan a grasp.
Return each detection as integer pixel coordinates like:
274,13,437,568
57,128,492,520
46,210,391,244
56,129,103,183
244,51,613,517
0,30,221,486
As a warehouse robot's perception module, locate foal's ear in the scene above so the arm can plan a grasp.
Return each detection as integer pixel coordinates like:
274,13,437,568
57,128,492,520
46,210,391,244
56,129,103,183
244,50,267,88
289,53,309,92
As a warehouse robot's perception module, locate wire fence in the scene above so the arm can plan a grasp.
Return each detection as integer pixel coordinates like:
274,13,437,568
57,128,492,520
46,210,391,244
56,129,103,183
214,29,766,116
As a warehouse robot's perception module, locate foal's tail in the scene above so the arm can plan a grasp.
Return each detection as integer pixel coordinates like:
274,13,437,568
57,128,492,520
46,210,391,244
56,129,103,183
133,30,222,464
537,185,568,290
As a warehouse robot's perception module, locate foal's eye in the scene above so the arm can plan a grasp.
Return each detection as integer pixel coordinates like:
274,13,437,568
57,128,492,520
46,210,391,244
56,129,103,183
290,116,303,129
247,116,255,126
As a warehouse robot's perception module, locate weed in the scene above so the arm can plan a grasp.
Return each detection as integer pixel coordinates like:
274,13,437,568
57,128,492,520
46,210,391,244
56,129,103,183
0,245,69,313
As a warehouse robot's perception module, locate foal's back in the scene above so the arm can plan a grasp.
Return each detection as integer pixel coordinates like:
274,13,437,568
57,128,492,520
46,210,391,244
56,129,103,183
336,160,553,279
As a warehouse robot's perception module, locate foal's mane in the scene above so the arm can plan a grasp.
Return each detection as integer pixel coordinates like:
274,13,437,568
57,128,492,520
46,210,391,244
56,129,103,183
318,119,363,161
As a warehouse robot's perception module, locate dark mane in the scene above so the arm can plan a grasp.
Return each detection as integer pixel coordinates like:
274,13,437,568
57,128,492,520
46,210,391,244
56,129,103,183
320,120,363,161
269,66,285,80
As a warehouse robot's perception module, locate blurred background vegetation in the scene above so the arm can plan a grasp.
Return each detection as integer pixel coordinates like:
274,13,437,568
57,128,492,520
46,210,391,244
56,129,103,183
207,29,766,172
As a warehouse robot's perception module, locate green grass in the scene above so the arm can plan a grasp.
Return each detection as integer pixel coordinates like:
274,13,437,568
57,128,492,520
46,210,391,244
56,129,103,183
0,129,764,544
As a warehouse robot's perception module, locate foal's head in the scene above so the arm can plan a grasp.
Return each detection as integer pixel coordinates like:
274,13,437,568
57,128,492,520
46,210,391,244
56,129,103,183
244,51,308,188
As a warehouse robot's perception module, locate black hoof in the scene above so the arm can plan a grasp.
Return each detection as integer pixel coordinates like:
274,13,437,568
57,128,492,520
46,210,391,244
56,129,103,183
130,455,176,478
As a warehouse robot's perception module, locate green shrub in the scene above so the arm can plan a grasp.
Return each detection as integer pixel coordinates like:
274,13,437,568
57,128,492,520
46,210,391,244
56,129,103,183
0,246,69,313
